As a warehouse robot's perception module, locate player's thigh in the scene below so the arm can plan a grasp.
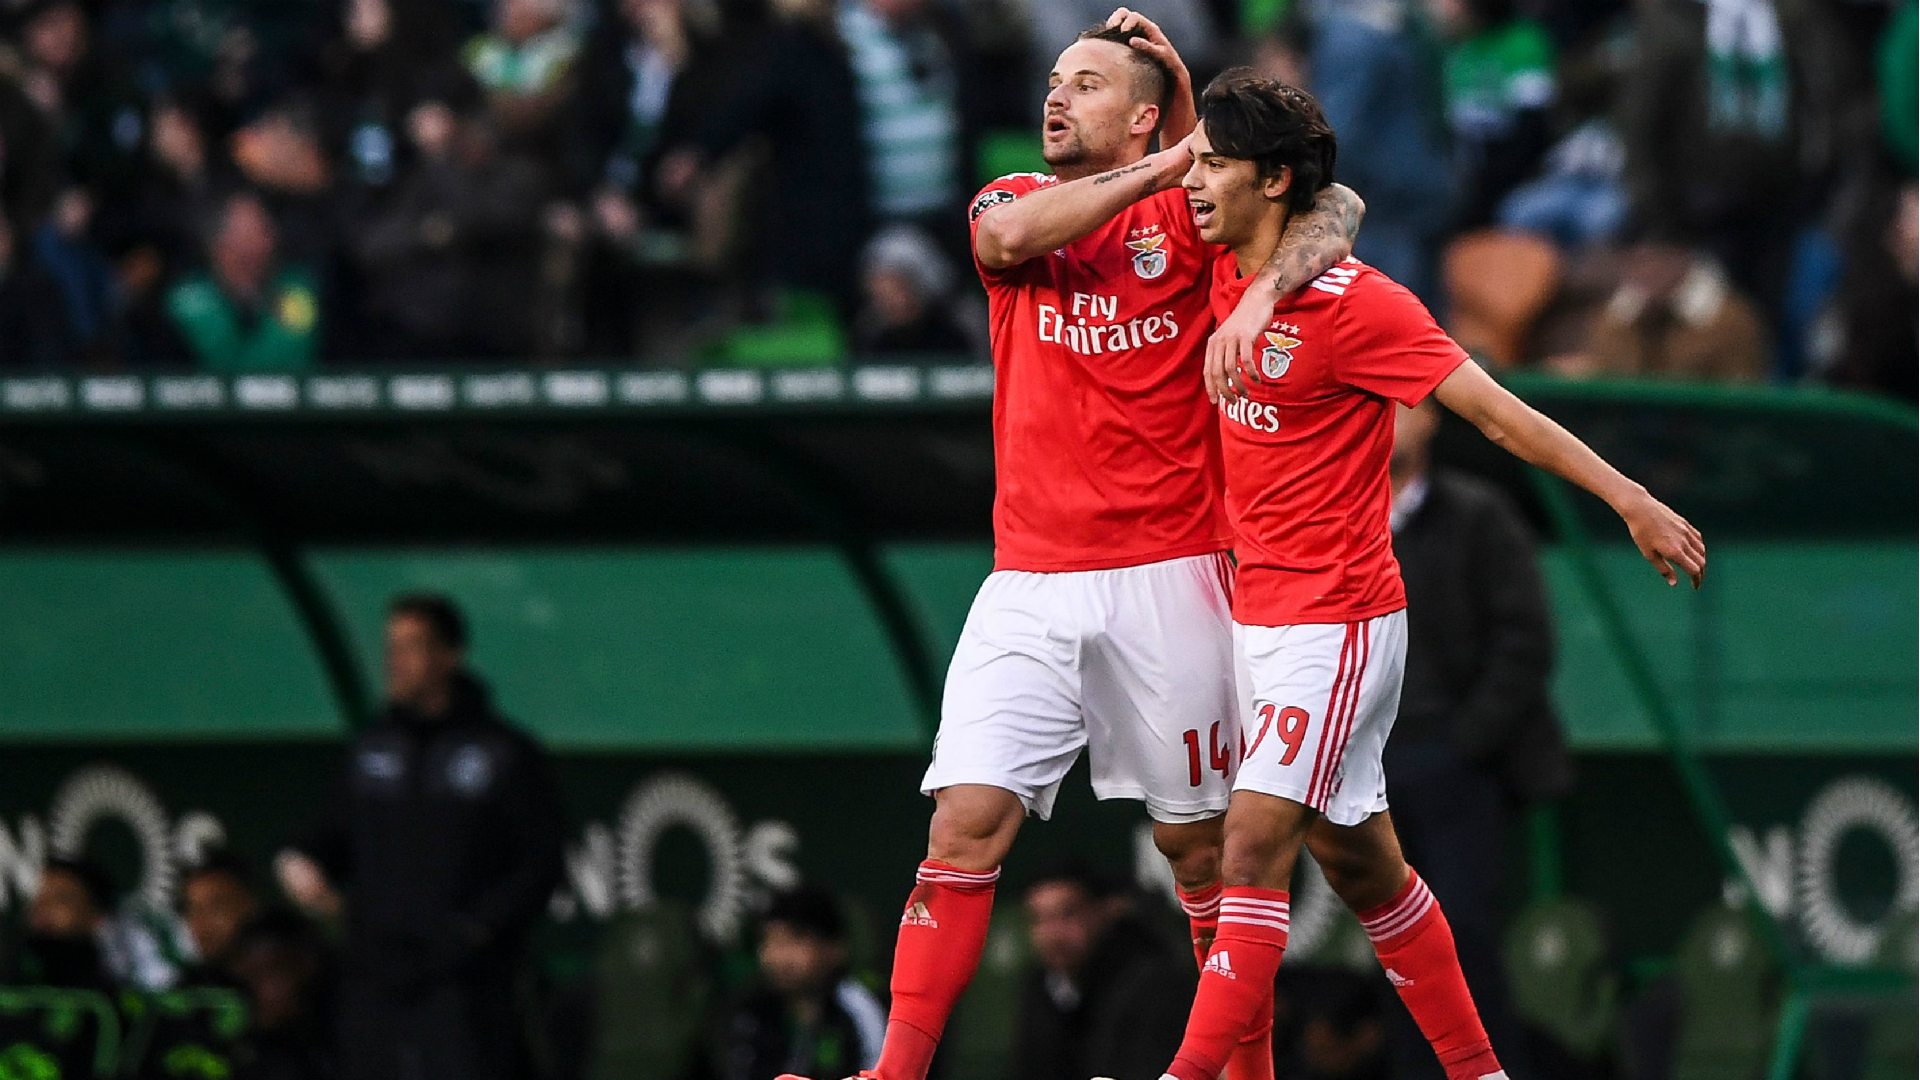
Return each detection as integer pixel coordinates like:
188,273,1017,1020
922,572,1087,821
1080,553,1237,823
1314,610,1409,828
1229,613,1406,827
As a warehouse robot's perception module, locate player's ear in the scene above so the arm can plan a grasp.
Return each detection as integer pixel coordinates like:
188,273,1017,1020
1262,165,1292,201
1132,101,1160,137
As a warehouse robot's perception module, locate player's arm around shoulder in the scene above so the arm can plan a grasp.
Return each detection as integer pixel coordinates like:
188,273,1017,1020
971,139,1193,271
1205,183,1366,403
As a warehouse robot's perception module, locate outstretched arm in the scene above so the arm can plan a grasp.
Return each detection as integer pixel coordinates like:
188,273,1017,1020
974,135,1190,270
1205,183,1366,402
1107,7,1196,144
1432,360,1707,588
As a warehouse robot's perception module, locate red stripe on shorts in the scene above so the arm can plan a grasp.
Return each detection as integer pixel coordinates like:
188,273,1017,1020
1304,622,1357,808
1316,621,1371,810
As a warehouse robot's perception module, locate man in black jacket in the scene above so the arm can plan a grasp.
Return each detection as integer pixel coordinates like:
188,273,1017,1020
1384,399,1571,1080
1007,866,1192,1080
277,593,566,1080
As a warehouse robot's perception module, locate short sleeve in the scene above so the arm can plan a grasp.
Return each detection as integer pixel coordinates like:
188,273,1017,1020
1331,271,1470,406
968,173,1049,282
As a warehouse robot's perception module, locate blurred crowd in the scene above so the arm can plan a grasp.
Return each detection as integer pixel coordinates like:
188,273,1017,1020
0,0,1909,393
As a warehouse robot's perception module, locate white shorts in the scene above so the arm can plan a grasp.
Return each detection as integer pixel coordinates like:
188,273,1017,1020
922,552,1237,823
1231,611,1408,827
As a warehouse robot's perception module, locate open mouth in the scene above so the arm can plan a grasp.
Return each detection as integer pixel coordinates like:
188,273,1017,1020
1189,198,1216,229
1044,117,1070,138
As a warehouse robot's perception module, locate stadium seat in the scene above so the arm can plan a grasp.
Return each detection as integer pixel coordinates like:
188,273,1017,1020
585,903,714,1080
1670,902,1781,1080
120,987,248,1080
0,987,121,1079
710,289,848,366
1442,230,1562,367
1503,896,1618,1060
1860,918,1918,1080
937,904,1030,1079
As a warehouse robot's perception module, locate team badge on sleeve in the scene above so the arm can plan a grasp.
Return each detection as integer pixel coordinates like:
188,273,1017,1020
1260,325,1302,380
1125,234,1169,280
970,188,1017,221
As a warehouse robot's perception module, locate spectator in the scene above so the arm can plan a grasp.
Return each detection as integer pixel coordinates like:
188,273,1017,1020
226,911,337,1080
839,0,964,238
663,0,868,316
166,190,321,372
230,102,339,269
0,51,59,231
852,224,974,357
276,592,566,1080
715,886,885,1080
1300,0,1454,304
180,851,264,982
1576,243,1770,382
9,0,148,208
347,103,551,360
1618,0,1826,317
9,857,116,990
0,211,80,366
1007,866,1191,1080
1433,0,1556,229
569,0,718,355
1385,397,1567,1080
1823,181,1917,401
464,0,583,155
26,186,121,364
1494,43,1629,250
322,0,475,193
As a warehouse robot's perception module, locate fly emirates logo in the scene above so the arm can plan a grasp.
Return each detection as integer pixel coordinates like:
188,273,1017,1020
1037,291,1181,356
1220,395,1282,434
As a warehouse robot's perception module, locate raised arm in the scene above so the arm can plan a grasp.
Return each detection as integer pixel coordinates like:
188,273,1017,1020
1204,183,1366,402
974,136,1190,270
1432,360,1707,588
1107,7,1197,144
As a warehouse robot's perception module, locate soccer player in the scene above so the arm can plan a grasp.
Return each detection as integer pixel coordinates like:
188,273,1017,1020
1142,71,1706,1080
778,15,1364,1080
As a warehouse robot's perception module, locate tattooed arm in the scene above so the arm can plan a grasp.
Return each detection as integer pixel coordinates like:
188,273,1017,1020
974,134,1193,270
1204,183,1366,401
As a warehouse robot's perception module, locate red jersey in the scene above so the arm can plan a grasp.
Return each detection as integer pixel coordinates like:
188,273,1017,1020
1209,255,1469,625
970,173,1229,572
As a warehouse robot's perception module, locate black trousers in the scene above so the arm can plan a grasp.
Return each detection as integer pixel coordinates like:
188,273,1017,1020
1381,740,1532,1080
339,965,527,1080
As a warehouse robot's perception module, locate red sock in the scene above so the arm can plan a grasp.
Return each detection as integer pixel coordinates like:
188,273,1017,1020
1178,881,1222,968
1167,887,1289,1080
1360,872,1505,1080
875,860,998,1080
1181,882,1277,1080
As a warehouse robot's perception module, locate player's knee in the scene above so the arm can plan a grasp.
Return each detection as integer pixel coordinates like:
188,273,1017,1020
1152,817,1224,890
1220,821,1300,889
926,785,1024,870
1314,844,1407,911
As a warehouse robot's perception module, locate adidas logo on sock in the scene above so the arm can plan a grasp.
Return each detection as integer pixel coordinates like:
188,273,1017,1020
1383,967,1413,988
1202,950,1236,980
900,901,938,929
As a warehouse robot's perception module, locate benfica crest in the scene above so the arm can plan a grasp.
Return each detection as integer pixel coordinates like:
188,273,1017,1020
1260,326,1302,380
1125,234,1169,280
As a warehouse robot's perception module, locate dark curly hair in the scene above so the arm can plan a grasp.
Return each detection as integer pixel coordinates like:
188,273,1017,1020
1199,67,1337,214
